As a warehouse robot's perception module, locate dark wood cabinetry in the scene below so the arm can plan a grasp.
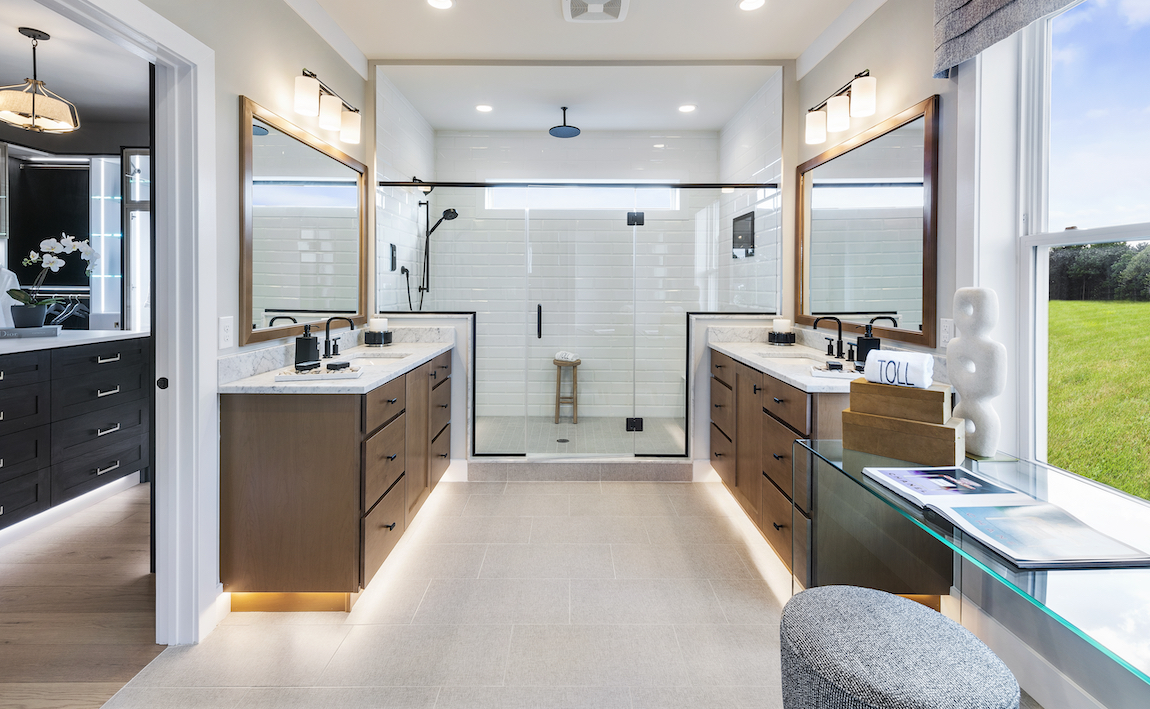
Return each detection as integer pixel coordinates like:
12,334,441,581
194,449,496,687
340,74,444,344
0,339,152,531
220,349,452,597
733,363,763,528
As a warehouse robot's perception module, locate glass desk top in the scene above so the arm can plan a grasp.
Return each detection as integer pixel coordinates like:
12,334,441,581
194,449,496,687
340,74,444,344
796,440,1150,688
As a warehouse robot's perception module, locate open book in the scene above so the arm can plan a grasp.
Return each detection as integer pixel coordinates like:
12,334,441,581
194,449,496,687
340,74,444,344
862,466,1150,569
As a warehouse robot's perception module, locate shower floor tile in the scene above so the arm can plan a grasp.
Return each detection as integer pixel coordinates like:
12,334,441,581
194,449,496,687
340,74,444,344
475,416,686,456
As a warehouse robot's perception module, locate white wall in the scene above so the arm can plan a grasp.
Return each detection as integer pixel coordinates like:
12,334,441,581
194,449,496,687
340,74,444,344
374,69,435,313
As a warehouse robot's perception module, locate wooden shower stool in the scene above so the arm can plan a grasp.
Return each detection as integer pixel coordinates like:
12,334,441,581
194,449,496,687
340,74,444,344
554,358,581,423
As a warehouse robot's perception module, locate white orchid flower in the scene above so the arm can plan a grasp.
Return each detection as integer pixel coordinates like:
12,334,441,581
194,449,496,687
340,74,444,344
59,234,78,253
27,250,40,263
42,254,66,272
40,238,64,254
78,241,99,262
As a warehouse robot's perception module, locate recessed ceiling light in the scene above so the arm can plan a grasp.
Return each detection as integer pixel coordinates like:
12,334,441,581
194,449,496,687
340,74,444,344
739,0,765,10
476,104,493,112
428,0,453,9
679,105,697,113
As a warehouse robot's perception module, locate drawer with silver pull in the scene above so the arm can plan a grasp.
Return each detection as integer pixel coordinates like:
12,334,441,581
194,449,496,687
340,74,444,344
51,435,147,505
0,351,51,391
51,398,149,464
0,468,50,532
0,424,50,485
50,337,150,377
0,381,51,437
51,364,147,420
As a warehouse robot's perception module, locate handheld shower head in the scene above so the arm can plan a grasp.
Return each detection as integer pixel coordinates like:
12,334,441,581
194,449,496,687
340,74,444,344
442,208,458,221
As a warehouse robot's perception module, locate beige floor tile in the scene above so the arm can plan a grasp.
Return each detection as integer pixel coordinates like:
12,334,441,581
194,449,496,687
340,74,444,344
374,543,487,580
600,481,694,495
709,579,786,625
433,482,507,495
102,687,248,709
345,578,431,625
670,493,739,517
630,686,766,709
435,686,631,708
316,624,512,687
235,686,440,708
418,516,532,544
569,494,678,516
673,624,782,687
461,494,571,517
644,514,745,545
610,544,753,579
529,517,650,544
503,481,602,495
505,624,689,687
219,611,352,627
570,579,727,624
479,543,614,579
411,578,570,624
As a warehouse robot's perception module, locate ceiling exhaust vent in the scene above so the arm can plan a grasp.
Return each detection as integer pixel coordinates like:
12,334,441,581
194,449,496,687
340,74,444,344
563,0,629,23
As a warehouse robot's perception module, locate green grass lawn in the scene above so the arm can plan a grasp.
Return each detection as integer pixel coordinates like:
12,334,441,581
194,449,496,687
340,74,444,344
1048,300,1150,500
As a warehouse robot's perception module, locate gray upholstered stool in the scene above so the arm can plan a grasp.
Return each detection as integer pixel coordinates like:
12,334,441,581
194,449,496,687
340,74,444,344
780,586,1019,709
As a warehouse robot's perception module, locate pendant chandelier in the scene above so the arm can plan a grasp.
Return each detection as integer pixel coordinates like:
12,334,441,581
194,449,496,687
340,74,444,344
0,27,81,134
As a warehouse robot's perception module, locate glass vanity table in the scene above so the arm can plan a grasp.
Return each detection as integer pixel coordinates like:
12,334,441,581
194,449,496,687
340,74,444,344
791,440,1150,708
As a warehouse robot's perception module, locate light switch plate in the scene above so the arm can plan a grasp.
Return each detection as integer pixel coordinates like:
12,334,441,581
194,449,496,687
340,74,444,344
219,316,235,349
939,318,955,349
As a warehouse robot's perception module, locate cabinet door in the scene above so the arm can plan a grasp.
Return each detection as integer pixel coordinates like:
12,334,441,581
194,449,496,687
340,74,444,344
734,363,763,526
710,423,735,489
0,424,50,484
0,468,50,531
51,364,147,420
363,474,405,588
0,350,50,391
709,377,734,438
430,376,451,440
405,362,430,527
430,423,451,489
364,413,405,511
0,381,51,437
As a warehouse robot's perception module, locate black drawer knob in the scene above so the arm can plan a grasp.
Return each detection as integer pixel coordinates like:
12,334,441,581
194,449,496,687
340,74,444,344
773,454,784,460
439,404,449,409
439,453,448,459
387,454,397,461
713,452,723,457
714,404,722,408
387,398,398,404
773,397,784,404
772,522,784,531
753,384,761,394
383,523,396,531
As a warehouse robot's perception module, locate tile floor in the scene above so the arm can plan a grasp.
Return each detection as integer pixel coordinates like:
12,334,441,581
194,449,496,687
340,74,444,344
474,417,687,456
103,481,794,709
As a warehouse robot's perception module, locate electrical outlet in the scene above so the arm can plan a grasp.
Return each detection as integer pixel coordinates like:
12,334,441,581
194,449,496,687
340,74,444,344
939,318,955,349
219,316,235,349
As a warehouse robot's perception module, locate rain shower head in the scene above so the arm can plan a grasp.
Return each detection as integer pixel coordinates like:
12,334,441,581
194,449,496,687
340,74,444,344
549,107,581,138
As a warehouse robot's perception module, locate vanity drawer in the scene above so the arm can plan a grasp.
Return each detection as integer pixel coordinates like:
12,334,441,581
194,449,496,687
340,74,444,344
710,422,735,489
0,351,51,391
430,423,450,488
51,435,146,505
363,475,405,588
51,337,149,376
763,375,810,436
430,351,451,381
365,376,406,434
0,468,50,532
0,381,51,437
364,413,405,510
430,377,451,438
52,398,149,464
51,364,147,420
762,411,796,501
0,425,50,484
710,349,736,387
710,377,734,437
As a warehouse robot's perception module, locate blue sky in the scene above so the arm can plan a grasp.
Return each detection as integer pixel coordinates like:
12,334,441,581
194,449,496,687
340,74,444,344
1050,0,1150,231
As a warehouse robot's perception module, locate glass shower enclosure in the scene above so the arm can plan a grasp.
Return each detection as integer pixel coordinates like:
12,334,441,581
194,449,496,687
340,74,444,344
383,182,780,459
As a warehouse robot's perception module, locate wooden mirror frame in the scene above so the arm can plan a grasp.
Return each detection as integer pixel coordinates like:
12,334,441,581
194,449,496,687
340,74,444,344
239,96,369,346
794,94,939,349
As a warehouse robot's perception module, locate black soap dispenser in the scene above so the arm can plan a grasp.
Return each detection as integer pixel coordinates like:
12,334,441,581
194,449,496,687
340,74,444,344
295,324,320,366
857,323,881,363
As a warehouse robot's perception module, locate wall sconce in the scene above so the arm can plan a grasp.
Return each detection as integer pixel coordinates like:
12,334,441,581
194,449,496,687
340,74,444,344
805,70,875,145
293,68,361,144
0,28,80,134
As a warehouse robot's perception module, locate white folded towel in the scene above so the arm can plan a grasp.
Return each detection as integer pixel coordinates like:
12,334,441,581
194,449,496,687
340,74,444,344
555,351,579,362
864,349,934,389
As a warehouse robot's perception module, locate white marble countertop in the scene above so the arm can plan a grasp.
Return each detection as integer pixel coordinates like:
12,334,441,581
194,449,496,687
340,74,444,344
218,342,452,395
708,341,856,394
0,329,150,356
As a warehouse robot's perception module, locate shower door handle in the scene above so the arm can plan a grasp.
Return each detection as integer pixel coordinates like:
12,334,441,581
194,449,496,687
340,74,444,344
537,304,542,339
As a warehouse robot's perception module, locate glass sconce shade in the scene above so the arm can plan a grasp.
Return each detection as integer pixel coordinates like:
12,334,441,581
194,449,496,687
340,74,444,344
294,75,320,116
340,109,361,144
0,79,79,133
806,110,827,145
318,94,342,131
850,75,876,117
826,95,850,132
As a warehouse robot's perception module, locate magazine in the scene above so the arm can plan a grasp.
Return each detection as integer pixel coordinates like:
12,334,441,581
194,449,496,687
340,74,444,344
863,466,1150,569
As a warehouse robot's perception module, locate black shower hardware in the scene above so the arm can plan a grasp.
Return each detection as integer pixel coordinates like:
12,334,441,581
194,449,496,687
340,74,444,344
417,202,459,310
400,266,414,311
537,304,542,339
323,316,355,358
549,107,581,138
813,316,844,359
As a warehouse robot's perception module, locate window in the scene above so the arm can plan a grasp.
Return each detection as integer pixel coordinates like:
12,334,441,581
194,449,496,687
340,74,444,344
1025,0,1150,501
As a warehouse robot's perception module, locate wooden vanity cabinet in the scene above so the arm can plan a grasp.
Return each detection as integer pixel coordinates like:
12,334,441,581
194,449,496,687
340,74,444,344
709,352,736,489
733,363,763,528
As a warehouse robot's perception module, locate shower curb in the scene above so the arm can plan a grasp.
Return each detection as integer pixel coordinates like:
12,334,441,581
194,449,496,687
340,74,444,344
467,459,692,482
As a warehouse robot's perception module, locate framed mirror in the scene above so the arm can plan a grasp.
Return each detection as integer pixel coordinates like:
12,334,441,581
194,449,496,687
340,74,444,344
239,96,368,346
795,95,939,348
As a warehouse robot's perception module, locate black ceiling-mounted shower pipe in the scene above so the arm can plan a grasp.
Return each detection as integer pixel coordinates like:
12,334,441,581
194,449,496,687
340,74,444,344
379,181,780,189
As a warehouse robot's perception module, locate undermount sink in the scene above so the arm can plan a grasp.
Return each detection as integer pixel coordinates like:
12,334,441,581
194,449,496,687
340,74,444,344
756,349,825,359
348,350,412,360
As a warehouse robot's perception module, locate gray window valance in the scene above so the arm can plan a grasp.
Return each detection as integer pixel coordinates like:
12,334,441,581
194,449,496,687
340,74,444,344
934,0,1078,77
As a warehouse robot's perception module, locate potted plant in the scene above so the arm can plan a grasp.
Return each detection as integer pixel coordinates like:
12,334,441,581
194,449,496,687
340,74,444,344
6,234,99,328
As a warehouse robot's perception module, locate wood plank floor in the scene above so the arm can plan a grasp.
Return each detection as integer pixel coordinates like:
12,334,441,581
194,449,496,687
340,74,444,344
0,483,162,709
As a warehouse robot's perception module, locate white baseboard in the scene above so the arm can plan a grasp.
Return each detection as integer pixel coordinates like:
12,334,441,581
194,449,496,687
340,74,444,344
0,474,143,549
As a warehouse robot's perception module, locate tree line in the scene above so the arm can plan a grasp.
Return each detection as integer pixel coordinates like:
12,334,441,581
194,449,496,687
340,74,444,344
1049,242,1150,301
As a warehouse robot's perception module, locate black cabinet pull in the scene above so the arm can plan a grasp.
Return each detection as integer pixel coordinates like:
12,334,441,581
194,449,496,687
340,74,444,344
714,363,724,369
387,454,397,461
387,398,398,404
772,522,783,531
439,453,448,458
753,384,761,394
773,454,784,460
713,452,723,457
431,370,437,379
714,404,722,408
383,523,396,531
537,304,542,339
439,404,449,409
773,397,784,404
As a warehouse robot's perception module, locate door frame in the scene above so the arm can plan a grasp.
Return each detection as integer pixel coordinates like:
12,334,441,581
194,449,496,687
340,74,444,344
39,0,223,644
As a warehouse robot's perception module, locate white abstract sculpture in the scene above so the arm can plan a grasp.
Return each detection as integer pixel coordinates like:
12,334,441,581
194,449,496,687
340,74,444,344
947,288,1007,457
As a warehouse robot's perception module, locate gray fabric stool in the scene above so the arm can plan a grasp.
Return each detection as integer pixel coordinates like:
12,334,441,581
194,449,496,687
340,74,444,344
780,586,1019,709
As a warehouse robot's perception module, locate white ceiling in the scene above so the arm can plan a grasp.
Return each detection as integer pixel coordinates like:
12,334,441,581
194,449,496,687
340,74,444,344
379,64,781,131
0,0,150,124
317,0,855,61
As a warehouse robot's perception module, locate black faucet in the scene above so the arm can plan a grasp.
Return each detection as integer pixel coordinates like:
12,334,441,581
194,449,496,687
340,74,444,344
813,316,844,359
268,315,298,326
324,317,355,358
870,315,899,328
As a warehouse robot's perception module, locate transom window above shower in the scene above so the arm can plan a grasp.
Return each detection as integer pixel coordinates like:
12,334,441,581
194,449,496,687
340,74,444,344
485,180,679,211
